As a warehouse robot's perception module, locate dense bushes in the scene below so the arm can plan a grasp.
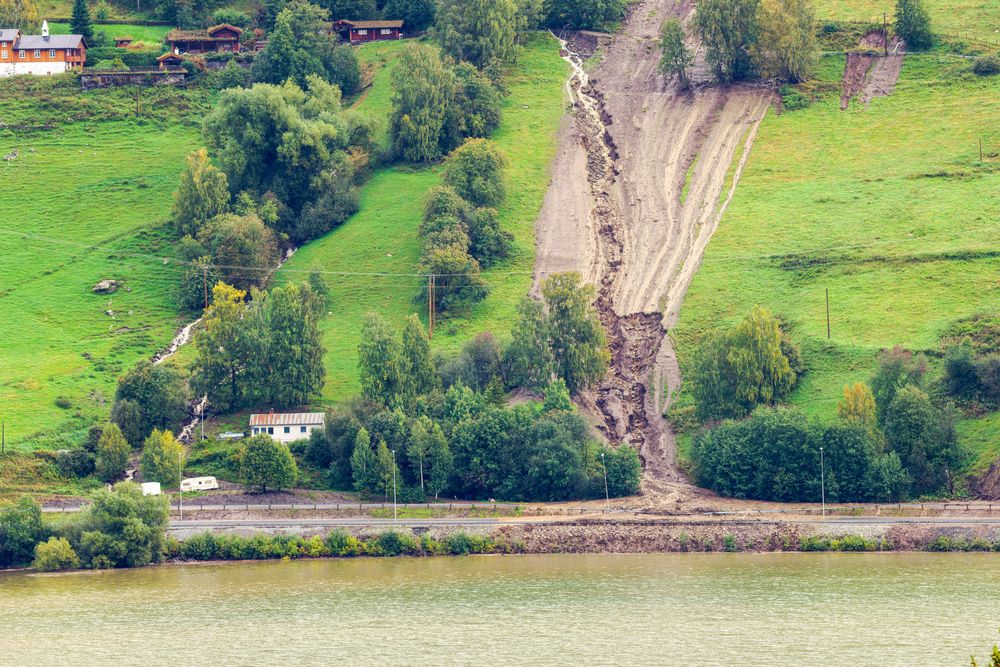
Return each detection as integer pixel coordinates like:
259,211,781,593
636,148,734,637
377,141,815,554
691,406,909,502
971,55,1000,76
168,528,521,561
110,361,187,448
0,497,49,567
894,0,933,51
943,340,1000,407
544,0,627,31
32,537,80,571
240,435,299,492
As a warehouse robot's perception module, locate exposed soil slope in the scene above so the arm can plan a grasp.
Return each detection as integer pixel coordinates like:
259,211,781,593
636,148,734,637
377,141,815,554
840,31,904,110
536,0,771,493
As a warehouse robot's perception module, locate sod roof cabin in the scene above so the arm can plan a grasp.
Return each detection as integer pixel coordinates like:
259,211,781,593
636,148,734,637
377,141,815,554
165,24,242,54
330,19,404,43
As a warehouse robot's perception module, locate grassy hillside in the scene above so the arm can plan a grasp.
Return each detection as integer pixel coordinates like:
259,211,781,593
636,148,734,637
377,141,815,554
0,78,209,447
813,0,1000,42
672,50,1000,469
49,22,172,42
276,34,568,402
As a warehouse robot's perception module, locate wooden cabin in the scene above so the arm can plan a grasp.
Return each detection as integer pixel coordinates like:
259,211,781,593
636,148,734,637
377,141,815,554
157,52,185,70
0,23,86,77
330,19,404,43
164,24,242,54
114,36,133,47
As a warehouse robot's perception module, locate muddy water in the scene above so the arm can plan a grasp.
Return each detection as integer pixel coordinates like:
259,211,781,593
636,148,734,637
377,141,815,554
2,553,999,665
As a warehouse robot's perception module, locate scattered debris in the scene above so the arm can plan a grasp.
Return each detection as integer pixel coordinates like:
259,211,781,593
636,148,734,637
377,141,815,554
93,279,120,294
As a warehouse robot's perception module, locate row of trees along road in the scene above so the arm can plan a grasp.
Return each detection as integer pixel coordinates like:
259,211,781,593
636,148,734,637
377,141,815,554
688,308,966,501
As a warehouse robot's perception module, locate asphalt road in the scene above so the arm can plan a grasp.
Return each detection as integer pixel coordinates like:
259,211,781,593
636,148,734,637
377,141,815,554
168,515,1000,532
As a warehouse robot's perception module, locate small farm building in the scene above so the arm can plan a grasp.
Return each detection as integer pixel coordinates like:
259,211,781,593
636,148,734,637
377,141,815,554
330,19,403,43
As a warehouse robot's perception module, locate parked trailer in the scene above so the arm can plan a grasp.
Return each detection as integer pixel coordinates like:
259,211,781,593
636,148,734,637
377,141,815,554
180,476,219,492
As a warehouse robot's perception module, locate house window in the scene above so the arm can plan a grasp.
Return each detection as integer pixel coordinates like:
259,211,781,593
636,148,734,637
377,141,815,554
33,49,40,59
300,426,307,433
268,427,274,434
19,50,25,59
357,29,368,35
283,426,290,434
1,50,7,59
49,49,56,58
381,28,392,35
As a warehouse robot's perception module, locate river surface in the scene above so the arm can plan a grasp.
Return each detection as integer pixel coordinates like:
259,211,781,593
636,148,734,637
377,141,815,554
2,553,999,665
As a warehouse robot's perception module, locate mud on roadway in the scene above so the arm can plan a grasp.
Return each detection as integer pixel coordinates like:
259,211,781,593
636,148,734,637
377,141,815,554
535,0,771,499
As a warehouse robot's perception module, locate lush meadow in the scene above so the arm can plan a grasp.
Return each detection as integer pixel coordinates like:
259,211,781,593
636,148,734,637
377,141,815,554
673,50,1000,470
813,0,1000,43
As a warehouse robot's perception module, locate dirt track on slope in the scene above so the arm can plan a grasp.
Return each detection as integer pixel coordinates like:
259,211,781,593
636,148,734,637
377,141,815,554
535,0,771,496
840,31,904,110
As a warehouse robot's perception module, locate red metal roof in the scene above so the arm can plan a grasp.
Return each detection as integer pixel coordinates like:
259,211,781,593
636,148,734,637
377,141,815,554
250,412,325,427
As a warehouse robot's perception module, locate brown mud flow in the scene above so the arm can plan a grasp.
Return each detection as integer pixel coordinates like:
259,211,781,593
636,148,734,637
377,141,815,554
840,31,905,110
539,0,770,494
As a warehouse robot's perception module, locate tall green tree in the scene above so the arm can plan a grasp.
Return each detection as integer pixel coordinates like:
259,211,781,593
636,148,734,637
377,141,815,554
112,361,187,447
751,0,815,82
95,423,131,483
870,345,927,423
543,0,627,30
442,138,507,208
350,427,381,495
390,44,456,162
140,429,184,488
541,273,610,394
695,0,761,82
196,213,280,292
240,435,298,492
0,497,47,568
425,426,454,499
171,149,231,238
250,283,327,407
319,0,376,19
70,0,93,42
434,0,519,70
883,386,960,495
894,0,932,50
383,0,435,31
401,314,439,396
192,283,252,411
658,18,693,88
408,415,444,492
376,439,400,500
71,482,170,569
358,312,409,408
505,297,556,390
691,305,797,420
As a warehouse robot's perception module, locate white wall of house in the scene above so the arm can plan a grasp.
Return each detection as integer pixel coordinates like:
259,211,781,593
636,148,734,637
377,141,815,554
251,423,320,444
0,62,14,77
14,60,69,75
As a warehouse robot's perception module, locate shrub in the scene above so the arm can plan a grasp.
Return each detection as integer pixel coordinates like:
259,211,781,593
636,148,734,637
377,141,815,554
723,534,739,552
56,448,96,478
799,535,832,551
140,429,184,488
376,530,420,556
32,537,81,571
94,423,130,482
181,532,220,560
445,531,490,555
894,0,933,51
325,530,363,557
971,55,1000,76
836,535,876,552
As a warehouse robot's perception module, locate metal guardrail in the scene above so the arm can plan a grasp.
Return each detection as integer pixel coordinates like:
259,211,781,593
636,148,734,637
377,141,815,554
42,501,522,513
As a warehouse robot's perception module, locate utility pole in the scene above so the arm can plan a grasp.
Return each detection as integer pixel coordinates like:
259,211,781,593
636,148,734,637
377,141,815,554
820,446,826,518
391,449,398,522
601,451,610,511
825,288,831,339
200,400,205,442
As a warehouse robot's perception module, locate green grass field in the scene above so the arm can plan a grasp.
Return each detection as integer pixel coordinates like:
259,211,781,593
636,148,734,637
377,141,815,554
813,0,1000,43
275,34,568,403
49,22,172,43
0,117,202,446
672,50,1000,470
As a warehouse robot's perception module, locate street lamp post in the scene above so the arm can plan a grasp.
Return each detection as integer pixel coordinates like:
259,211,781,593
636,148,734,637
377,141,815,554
178,449,183,521
820,446,826,518
391,449,397,522
600,452,610,511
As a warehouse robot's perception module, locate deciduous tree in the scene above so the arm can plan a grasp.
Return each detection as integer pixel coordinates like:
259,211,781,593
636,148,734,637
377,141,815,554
894,0,932,50
197,213,280,292
390,44,456,162
505,297,556,390
658,18,693,88
443,138,507,208
0,497,47,568
695,0,760,82
240,435,298,492
434,0,519,71
192,283,252,411
358,312,409,408
140,429,184,488
112,361,187,447
171,149,231,238
95,423,131,482
401,314,438,396
383,0,435,31
751,0,815,82
541,273,609,393
0,0,40,32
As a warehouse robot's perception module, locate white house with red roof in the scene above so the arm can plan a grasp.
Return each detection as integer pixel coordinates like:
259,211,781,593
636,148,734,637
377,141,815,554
250,411,325,444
